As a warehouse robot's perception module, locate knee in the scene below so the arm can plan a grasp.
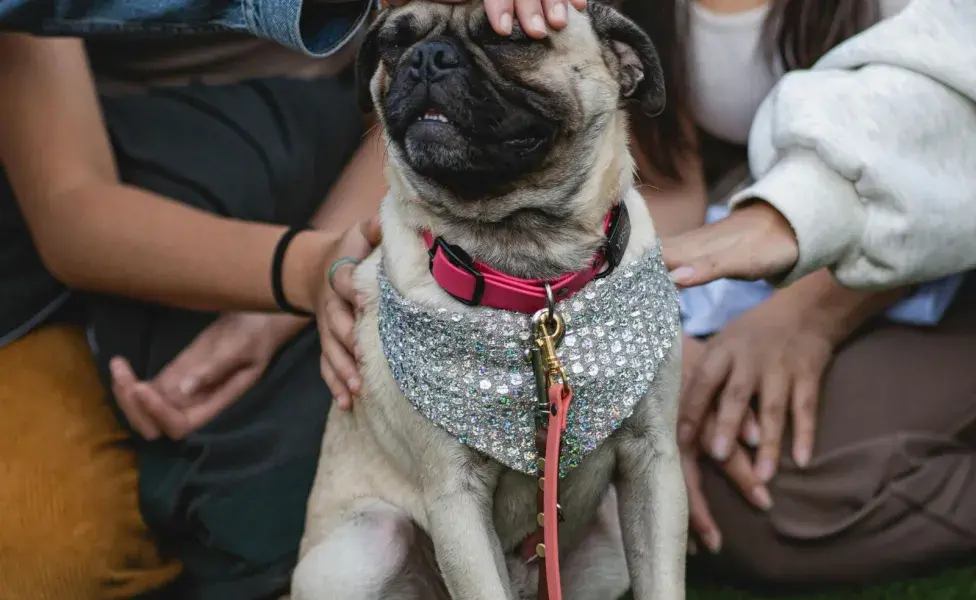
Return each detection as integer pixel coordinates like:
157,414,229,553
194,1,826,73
292,504,415,600
0,325,181,599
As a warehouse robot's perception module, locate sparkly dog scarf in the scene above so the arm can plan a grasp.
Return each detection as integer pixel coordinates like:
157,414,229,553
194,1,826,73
377,245,681,477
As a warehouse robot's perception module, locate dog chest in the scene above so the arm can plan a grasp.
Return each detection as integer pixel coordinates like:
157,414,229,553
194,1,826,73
376,245,681,478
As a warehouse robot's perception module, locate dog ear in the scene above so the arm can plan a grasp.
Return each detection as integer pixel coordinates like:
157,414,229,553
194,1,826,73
356,11,391,113
588,1,666,117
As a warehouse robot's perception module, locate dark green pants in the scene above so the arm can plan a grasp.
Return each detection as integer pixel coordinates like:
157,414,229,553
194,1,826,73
0,75,364,599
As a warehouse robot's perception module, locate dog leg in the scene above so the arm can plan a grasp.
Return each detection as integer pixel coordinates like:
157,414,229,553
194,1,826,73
615,432,687,600
291,498,419,600
424,463,516,600
561,487,630,600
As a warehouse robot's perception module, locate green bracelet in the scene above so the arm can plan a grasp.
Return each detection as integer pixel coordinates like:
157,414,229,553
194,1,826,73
328,257,363,292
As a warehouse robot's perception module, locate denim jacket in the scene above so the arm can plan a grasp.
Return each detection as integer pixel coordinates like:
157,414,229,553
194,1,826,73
0,0,375,57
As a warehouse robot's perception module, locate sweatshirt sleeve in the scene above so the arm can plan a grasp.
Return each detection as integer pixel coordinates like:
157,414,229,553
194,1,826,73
729,0,976,289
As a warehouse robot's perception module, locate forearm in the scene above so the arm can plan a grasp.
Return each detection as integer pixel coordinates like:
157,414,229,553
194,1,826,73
310,124,386,232
770,269,909,344
36,182,329,313
35,127,386,314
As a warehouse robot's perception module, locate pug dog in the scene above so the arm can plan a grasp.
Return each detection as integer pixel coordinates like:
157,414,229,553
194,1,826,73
291,1,686,599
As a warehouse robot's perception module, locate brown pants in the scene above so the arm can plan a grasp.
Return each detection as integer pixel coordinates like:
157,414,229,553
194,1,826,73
0,325,181,599
698,276,976,585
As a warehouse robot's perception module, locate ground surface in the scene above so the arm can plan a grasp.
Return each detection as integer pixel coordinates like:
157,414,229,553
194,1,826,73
620,564,976,600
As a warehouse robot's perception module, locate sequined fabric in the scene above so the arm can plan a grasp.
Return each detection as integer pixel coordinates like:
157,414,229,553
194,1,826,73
377,245,681,477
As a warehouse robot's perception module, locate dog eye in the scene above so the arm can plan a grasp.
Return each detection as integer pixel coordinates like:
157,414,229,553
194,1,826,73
380,17,419,51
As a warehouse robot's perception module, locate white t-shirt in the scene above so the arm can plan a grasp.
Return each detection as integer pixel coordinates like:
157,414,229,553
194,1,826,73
688,0,911,144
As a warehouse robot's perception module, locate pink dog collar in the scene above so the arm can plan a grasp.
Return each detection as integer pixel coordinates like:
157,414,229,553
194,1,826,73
422,202,630,314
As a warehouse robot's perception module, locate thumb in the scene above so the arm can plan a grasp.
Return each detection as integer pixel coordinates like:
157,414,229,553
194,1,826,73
361,214,382,247
180,348,251,396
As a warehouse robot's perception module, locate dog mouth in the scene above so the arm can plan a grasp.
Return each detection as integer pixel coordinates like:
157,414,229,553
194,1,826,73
416,108,451,124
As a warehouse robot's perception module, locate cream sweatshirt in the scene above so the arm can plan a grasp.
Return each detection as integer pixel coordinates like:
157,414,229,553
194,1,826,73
729,0,976,289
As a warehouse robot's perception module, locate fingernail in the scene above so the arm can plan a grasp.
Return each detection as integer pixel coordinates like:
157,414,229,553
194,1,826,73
687,539,698,556
347,377,361,394
744,422,760,447
669,266,696,284
756,458,776,482
499,12,513,34
336,395,349,410
678,423,694,445
552,2,567,21
354,343,363,361
704,530,722,554
109,357,124,376
531,14,546,34
180,377,197,396
794,446,811,468
752,486,773,511
711,436,730,461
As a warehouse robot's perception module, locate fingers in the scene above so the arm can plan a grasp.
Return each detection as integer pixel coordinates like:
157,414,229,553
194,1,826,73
709,364,755,461
330,260,360,305
182,368,260,433
662,226,729,288
134,381,190,440
567,0,585,10
791,375,820,468
755,372,790,482
325,295,361,390
362,214,383,248
663,204,799,288
320,328,359,409
483,0,514,34
514,0,548,38
175,346,251,404
740,410,760,448
542,0,568,29
678,349,730,449
320,356,347,411
110,357,161,440
329,296,358,355
681,450,721,554
701,418,772,512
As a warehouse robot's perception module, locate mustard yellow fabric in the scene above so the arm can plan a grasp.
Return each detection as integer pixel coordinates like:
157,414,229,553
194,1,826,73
0,324,181,600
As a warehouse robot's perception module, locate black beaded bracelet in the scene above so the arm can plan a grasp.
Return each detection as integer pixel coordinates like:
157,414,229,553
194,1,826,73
271,226,314,317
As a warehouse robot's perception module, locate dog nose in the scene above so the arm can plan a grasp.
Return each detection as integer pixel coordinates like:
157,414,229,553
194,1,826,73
408,39,463,81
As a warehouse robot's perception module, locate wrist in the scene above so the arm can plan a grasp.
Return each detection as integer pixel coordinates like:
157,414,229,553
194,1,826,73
770,270,906,345
281,230,338,315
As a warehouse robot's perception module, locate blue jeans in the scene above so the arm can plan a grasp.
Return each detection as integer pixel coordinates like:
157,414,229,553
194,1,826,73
0,0,373,56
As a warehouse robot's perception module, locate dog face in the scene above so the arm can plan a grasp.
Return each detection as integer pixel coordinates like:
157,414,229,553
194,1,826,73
358,0,665,209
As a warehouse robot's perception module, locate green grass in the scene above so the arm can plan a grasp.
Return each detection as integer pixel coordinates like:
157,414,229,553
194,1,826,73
621,565,976,600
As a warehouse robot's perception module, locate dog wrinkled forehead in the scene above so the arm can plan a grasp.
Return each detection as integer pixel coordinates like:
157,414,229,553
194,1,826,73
366,0,607,84
357,0,665,117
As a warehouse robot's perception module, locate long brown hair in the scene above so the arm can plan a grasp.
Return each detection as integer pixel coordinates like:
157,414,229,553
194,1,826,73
618,0,879,181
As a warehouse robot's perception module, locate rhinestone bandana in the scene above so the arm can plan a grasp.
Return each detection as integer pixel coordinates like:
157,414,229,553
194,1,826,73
377,245,681,477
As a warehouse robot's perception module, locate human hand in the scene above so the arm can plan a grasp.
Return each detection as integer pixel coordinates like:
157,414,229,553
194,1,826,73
384,0,586,38
110,311,309,440
662,202,799,288
314,216,382,411
681,336,770,554
678,297,835,483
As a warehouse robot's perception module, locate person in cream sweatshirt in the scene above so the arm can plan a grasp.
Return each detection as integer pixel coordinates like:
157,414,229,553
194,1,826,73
665,0,976,291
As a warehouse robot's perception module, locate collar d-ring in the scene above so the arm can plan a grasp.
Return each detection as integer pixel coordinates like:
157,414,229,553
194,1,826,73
544,283,556,324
